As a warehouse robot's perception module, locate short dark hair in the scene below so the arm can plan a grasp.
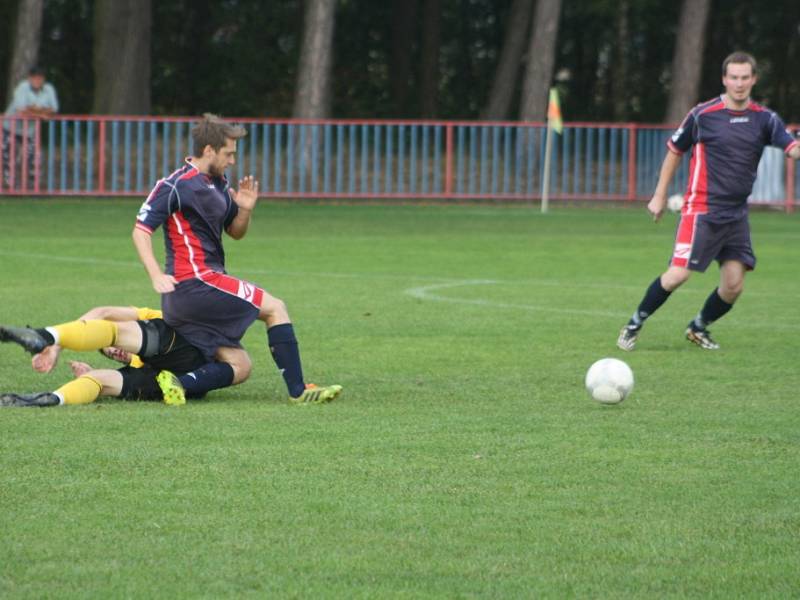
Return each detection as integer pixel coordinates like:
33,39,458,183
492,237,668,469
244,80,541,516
28,65,45,76
191,113,246,156
722,52,757,76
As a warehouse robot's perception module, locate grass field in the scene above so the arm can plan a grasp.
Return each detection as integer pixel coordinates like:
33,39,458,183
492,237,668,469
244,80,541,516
1,198,799,598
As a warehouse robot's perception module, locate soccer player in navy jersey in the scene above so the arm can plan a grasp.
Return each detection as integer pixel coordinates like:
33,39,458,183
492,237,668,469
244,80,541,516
131,113,341,404
617,51,800,351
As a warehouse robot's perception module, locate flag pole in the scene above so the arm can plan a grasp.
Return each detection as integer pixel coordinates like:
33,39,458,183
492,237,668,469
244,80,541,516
541,87,563,214
541,123,553,214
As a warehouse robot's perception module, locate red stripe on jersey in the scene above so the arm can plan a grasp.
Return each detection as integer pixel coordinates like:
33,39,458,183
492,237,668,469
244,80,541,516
198,271,265,308
167,211,210,280
684,142,708,215
697,98,726,116
670,213,697,268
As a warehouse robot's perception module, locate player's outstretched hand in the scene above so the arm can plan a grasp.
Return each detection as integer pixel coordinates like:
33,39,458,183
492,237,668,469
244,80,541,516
32,344,62,373
231,175,259,211
69,361,93,377
647,194,666,222
152,273,178,294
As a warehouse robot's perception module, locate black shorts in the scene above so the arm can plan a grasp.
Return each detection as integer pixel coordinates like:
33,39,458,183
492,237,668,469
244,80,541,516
669,213,756,272
138,318,208,373
117,365,207,401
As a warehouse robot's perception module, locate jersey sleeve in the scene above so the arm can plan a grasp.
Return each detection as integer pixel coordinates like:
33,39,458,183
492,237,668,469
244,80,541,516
766,112,798,154
667,110,696,155
135,180,178,234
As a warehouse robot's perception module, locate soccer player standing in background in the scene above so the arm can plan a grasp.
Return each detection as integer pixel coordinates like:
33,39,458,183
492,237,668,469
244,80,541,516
617,51,800,351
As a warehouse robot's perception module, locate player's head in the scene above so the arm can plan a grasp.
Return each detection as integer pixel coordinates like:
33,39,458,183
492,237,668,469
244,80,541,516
721,51,757,104
191,113,246,176
27,65,45,90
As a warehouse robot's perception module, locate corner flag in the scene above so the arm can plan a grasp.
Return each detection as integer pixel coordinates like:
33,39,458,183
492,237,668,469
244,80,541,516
547,88,563,134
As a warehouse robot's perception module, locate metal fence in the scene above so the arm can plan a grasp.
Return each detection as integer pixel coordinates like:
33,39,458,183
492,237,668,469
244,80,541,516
1,115,797,209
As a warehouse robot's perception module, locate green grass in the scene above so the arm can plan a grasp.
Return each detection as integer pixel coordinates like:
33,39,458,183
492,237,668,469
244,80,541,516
1,198,799,598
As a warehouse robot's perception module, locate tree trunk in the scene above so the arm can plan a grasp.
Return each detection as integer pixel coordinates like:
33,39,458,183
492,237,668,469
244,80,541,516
6,0,44,102
610,0,629,121
293,0,337,118
92,0,151,115
419,0,441,118
390,0,418,117
664,0,711,124
482,0,534,120
519,0,562,122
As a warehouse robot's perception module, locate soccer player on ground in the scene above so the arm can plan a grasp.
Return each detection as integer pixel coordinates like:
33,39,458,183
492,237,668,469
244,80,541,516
617,51,800,351
2,315,206,406
0,307,251,407
131,113,341,403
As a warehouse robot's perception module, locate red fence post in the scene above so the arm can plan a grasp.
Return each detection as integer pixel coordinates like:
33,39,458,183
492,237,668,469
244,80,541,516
627,123,637,201
9,121,16,192
34,119,41,193
98,120,106,194
445,124,454,197
786,156,795,214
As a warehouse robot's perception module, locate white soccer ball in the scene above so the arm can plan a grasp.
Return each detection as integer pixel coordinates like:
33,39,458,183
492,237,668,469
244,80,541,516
585,358,634,405
666,194,684,213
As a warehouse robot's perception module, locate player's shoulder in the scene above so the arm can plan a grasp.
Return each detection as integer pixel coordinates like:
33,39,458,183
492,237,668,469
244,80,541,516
692,96,726,117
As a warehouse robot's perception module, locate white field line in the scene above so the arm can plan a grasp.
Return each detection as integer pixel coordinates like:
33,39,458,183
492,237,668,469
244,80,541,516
0,249,797,328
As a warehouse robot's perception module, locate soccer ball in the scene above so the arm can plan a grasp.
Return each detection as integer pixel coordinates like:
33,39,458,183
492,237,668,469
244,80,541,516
585,358,634,405
666,194,684,213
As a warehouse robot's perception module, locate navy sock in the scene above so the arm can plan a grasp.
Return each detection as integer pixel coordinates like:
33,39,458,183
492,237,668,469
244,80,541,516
627,277,672,329
267,323,306,398
179,362,234,397
691,288,733,331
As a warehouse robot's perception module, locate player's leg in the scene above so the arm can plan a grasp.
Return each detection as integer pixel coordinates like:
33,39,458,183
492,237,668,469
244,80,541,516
617,266,691,350
685,260,747,350
0,368,121,408
0,319,143,355
257,291,341,404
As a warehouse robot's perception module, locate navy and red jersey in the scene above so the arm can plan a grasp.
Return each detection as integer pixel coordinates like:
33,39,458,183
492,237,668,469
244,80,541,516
668,96,798,220
135,159,239,280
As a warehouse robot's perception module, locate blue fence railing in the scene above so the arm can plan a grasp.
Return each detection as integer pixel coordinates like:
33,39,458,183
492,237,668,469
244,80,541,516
1,116,797,209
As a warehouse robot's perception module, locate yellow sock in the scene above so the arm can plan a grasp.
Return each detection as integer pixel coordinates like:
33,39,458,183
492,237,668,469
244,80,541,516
56,375,103,405
53,320,117,351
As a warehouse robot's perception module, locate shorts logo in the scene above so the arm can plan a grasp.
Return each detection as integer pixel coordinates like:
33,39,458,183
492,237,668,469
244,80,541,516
237,281,255,301
673,243,691,259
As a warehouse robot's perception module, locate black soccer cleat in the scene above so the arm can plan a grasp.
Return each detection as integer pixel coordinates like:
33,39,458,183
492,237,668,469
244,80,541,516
0,325,50,354
0,392,61,407
685,327,720,350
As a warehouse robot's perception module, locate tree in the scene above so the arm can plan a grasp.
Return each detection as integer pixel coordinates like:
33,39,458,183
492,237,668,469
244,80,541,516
482,0,534,120
390,0,418,117
293,0,336,118
6,0,44,103
419,0,441,118
519,0,562,121
93,0,151,114
664,0,711,124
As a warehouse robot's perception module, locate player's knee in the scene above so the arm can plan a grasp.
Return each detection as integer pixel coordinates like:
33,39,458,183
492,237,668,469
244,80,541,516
261,296,289,320
230,354,252,385
661,268,691,291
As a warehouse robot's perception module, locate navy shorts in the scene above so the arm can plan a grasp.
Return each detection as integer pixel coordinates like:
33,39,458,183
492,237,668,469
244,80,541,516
162,272,263,361
669,213,756,272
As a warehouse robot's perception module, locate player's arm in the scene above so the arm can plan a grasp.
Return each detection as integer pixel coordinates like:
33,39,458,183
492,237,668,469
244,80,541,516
226,175,259,240
132,228,177,293
648,150,682,222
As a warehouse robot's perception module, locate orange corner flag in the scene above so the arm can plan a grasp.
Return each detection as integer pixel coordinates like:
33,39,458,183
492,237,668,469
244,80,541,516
547,88,563,134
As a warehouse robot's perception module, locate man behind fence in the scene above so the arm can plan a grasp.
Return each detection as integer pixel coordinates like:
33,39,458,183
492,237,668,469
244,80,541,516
2,65,59,187
617,51,800,352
